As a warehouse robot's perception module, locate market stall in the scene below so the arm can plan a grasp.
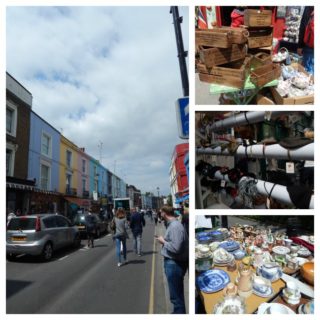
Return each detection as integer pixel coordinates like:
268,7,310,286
195,221,314,314
195,6,314,105
195,111,314,209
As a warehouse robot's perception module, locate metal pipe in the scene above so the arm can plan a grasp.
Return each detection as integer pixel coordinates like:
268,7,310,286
205,171,314,209
170,6,189,97
196,143,314,161
209,111,291,132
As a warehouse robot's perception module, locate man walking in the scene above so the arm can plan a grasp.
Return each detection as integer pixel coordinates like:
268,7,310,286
130,208,145,256
156,206,189,314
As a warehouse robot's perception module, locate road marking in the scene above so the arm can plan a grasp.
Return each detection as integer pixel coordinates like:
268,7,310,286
16,254,26,258
58,255,69,261
148,229,157,314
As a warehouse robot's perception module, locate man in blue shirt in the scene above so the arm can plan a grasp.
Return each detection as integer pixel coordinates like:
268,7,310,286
156,206,189,314
129,208,145,256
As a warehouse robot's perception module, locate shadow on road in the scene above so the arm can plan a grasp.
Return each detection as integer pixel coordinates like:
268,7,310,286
6,279,32,299
127,260,146,265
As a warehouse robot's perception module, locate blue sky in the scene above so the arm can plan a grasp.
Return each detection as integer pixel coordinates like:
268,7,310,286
6,6,189,195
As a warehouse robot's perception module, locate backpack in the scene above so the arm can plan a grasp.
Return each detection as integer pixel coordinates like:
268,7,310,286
303,11,314,48
110,218,116,232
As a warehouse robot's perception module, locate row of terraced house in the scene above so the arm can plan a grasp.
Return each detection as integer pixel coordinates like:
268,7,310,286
6,72,130,220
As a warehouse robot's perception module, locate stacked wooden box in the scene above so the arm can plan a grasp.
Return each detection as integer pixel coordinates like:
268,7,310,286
196,27,250,88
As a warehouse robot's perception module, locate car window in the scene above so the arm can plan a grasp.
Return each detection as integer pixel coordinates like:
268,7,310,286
43,216,57,229
55,216,69,227
7,217,36,230
74,214,86,224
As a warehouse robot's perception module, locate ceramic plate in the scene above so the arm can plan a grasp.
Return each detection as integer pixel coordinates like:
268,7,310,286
272,246,290,255
232,249,246,260
219,240,240,252
297,248,311,257
258,303,295,314
253,286,274,298
197,269,230,293
197,236,213,243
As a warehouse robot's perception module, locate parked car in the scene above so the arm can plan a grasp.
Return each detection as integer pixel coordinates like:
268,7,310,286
73,213,108,238
6,214,81,261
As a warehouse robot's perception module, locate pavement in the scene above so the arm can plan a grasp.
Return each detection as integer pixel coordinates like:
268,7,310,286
195,73,220,105
6,218,188,314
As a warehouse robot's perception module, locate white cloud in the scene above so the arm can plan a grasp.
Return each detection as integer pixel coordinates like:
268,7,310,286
6,6,189,195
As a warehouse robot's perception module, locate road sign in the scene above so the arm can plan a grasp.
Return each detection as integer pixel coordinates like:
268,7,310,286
175,97,189,139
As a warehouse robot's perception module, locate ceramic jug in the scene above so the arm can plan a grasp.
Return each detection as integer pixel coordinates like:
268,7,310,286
238,268,252,293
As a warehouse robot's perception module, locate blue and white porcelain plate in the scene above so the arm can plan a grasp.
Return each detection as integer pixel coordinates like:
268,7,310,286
196,269,230,293
253,286,274,298
232,249,246,260
219,240,240,252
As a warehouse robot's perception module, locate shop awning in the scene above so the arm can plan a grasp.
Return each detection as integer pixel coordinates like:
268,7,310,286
64,197,91,207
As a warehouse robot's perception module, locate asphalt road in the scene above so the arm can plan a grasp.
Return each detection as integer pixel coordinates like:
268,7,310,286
6,218,173,314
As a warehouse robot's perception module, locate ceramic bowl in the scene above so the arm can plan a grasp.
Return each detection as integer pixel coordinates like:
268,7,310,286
212,296,246,314
300,262,314,285
252,276,271,294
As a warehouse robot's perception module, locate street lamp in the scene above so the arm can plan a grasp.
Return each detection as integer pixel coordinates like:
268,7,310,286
156,187,160,209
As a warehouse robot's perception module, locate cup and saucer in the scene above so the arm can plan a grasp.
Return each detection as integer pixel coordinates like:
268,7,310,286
282,281,301,305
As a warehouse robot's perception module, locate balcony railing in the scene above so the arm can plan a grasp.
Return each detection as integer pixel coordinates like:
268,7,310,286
66,187,77,196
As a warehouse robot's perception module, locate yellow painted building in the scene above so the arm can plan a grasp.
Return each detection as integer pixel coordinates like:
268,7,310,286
59,135,79,195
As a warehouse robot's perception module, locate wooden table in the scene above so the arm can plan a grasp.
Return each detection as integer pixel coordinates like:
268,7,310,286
197,263,286,314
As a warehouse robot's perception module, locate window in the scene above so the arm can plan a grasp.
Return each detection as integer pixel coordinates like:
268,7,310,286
82,179,86,192
40,164,50,190
6,144,16,176
43,216,57,229
66,150,72,168
66,174,72,191
82,159,86,173
6,102,17,137
41,132,51,157
55,216,69,227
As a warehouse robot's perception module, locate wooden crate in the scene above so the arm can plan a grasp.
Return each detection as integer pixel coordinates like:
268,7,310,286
250,63,281,87
199,73,246,89
219,26,249,44
209,56,251,80
244,9,272,27
196,62,210,74
199,44,247,67
248,27,273,48
196,29,231,48
251,52,272,69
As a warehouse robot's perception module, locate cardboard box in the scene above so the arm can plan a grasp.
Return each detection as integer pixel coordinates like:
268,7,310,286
248,27,273,48
199,44,246,67
250,63,281,87
270,63,314,104
196,29,232,48
256,93,275,105
244,9,272,27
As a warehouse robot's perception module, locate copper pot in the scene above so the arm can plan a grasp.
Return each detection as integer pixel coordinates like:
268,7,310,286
300,261,314,285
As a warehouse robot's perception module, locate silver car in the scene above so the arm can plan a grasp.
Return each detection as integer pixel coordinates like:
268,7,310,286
6,214,81,261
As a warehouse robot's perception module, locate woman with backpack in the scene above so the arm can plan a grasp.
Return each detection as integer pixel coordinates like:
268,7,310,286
112,208,129,267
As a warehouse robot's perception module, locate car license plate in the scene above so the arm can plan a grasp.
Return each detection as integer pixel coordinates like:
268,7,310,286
11,237,26,241
78,226,85,229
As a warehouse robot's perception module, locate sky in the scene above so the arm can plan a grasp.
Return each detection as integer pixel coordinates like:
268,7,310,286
6,6,189,196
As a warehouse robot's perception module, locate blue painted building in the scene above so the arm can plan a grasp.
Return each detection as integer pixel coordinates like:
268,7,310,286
28,111,60,192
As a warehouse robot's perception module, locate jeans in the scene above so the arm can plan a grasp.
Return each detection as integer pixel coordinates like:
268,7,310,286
115,236,127,263
133,233,142,254
164,258,188,314
303,46,314,75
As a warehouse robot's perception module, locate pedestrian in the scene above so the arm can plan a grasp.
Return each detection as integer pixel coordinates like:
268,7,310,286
7,211,16,226
181,207,189,236
86,209,95,248
297,6,314,75
130,207,145,256
156,206,189,314
114,208,129,267
153,210,158,225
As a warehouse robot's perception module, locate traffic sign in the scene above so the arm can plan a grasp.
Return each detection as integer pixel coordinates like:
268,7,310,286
175,97,189,139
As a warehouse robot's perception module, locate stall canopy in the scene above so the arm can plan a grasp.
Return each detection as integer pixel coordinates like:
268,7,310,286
175,194,189,204
64,197,91,207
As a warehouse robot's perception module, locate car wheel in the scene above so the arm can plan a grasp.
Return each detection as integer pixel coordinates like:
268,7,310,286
6,253,16,261
41,242,53,261
73,234,81,248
